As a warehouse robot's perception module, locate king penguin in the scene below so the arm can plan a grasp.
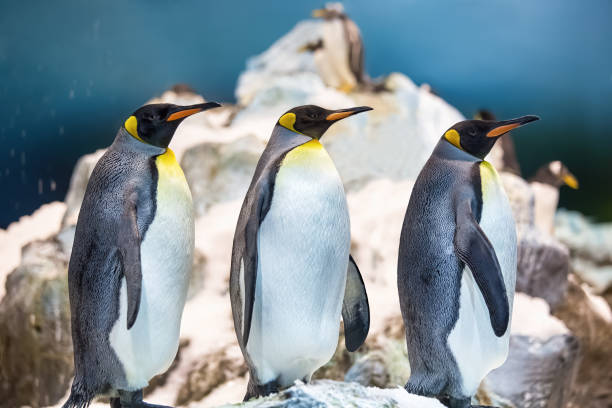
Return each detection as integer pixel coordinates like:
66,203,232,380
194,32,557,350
397,115,539,408
306,3,365,92
230,104,372,400
63,101,220,408
529,161,578,234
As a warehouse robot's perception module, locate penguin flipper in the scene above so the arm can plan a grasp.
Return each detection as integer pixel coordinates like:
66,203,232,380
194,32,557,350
241,180,272,346
453,198,509,337
342,255,370,351
118,190,142,330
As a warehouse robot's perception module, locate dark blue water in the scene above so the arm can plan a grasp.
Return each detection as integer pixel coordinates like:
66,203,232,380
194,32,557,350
1,0,611,227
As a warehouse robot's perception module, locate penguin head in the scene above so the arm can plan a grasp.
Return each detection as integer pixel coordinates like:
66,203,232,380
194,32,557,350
533,161,579,189
124,102,221,148
277,105,372,139
443,115,539,159
312,3,345,19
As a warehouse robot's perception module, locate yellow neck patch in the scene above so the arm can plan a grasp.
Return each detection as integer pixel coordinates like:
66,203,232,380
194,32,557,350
155,148,191,201
124,116,144,142
282,139,326,167
479,160,501,199
156,148,180,174
278,112,301,134
444,129,462,150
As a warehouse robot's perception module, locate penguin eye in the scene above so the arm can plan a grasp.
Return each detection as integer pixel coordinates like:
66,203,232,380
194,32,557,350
468,128,477,136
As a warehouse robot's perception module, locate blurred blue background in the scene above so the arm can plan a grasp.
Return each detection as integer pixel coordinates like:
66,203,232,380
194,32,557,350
1,0,611,227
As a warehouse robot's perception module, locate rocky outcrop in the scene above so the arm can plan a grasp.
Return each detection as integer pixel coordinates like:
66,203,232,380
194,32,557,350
175,345,247,406
181,135,265,217
555,210,612,294
484,334,579,408
483,294,580,408
516,228,570,309
554,275,612,407
0,201,66,299
0,238,72,408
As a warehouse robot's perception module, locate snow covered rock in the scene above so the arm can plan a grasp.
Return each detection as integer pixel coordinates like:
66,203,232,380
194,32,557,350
555,210,612,293
0,201,66,300
216,380,444,408
555,210,612,264
181,135,265,217
0,237,72,408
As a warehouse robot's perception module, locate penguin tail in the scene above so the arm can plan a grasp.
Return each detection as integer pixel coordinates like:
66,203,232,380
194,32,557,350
62,380,94,408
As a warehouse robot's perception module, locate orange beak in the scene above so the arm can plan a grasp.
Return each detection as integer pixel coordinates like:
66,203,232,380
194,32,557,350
325,106,373,121
166,102,221,122
486,115,540,138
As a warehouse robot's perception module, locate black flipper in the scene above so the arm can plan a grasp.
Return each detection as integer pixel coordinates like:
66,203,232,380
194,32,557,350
230,126,312,348
241,179,274,346
342,255,370,351
118,190,142,330
454,198,509,337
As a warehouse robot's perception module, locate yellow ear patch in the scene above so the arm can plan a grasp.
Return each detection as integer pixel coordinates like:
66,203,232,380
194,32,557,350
444,129,462,150
124,116,144,142
279,112,300,133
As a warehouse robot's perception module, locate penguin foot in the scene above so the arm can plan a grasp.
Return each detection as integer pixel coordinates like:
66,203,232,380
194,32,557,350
112,390,173,408
437,396,496,408
244,377,280,401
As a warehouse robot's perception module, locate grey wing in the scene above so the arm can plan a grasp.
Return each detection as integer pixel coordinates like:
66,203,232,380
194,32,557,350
239,177,274,347
342,255,370,351
117,189,142,330
453,194,509,337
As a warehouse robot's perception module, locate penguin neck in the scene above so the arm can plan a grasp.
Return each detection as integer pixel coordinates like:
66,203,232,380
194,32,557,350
268,125,313,151
114,127,166,156
434,138,480,163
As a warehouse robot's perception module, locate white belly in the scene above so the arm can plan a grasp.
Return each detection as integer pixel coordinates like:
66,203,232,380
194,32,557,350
246,141,350,387
318,20,355,88
448,162,517,396
110,151,194,389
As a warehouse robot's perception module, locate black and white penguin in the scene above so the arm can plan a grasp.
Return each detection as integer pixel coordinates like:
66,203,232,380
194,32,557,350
529,160,578,233
63,101,220,408
397,115,539,408
308,3,365,92
230,104,372,400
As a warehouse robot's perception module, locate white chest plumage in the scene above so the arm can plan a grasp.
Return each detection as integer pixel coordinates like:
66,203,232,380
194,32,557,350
530,181,559,234
109,148,194,389
246,140,350,387
447,161,517,396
